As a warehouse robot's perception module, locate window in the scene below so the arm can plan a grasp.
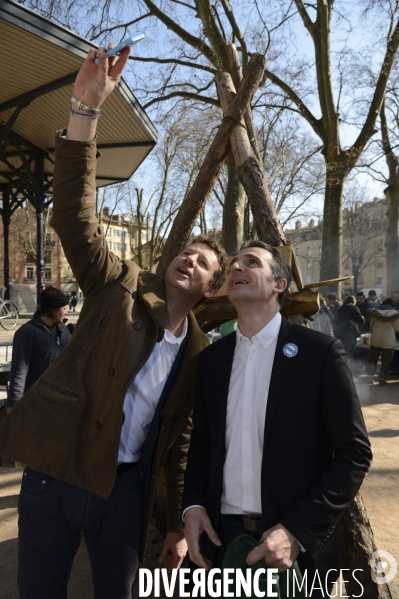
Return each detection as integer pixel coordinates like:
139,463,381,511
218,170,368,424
358,274,364,285
107,240,112,249
344,261,350,270
115,229,121,237
307,260,311,271
121,243,127,252
121,230,126,238
45,233,53,245
26,254,34,264
376,277,382,285
377,246,383,253
107,228,113,238
44,250,52,265
45,268,52,282
131,231,137,239
295,247,300,256
26,267,34,281
377,262,383,269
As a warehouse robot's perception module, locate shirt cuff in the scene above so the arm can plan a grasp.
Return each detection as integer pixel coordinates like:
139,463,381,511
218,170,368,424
182,505,206,522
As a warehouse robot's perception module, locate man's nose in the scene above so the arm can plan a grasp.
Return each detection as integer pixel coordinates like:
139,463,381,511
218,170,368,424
230,260,243,272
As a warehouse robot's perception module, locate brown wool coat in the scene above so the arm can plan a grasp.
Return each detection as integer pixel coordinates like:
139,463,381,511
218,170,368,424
0,135,209,560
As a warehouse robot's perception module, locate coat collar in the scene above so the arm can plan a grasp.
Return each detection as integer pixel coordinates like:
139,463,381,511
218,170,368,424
137,270,167,342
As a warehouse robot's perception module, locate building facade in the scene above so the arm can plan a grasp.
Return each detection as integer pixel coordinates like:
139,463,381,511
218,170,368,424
284,198,389,296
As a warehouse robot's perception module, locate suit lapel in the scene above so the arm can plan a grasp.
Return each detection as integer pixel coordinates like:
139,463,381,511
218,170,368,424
263,317,295,447
215,332,237,429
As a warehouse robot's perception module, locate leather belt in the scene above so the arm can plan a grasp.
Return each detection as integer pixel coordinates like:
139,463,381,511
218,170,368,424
227,514,263,531
116,462,138,476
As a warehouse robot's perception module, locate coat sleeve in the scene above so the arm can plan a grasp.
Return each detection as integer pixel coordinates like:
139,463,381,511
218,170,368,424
164,413,194,533
50,134,125,298
7,327,34,407
181,360,211,513
279,339,372,560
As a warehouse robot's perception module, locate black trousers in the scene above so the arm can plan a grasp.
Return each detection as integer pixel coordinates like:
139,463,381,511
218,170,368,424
18,465,143,599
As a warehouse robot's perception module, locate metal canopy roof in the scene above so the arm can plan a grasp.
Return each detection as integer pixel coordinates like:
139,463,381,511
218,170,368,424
0,0,158,192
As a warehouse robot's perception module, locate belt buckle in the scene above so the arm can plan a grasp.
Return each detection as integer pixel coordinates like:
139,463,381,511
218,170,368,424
242,516,263,532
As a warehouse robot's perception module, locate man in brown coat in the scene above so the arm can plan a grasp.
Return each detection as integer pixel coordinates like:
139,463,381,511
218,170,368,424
0,45,227,599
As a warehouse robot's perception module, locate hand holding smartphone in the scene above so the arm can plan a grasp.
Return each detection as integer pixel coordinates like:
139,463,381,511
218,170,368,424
95,33,145,62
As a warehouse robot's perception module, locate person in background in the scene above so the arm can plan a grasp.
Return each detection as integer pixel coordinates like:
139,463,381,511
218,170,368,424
7,287,70,413
355,292,371,332
391,291,399,310
368,298,399,385
326,292,340,322
308,297,334,336
365,289,380,310
70,291,78,311
333,296,364,377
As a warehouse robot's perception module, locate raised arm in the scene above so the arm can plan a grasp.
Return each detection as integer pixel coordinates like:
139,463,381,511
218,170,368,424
51,46,132,297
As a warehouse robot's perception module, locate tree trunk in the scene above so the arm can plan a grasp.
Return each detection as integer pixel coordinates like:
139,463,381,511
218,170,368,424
156,53,266,275
341,494,393,598
222,151,246,253
384,185,399,295
319,162,346,295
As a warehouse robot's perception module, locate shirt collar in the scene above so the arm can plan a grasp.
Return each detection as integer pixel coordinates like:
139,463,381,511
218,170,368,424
163,316,188,346
236,311,282,350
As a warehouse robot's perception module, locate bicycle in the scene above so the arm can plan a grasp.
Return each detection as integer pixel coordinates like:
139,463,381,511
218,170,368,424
0,298,19,330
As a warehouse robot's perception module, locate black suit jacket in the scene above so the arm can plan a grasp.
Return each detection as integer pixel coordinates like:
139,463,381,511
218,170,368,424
182,317,372,584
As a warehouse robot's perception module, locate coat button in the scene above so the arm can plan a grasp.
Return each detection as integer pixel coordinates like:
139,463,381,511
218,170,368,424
132,291,137,299
133,322,142,330
95,421,102,430
109,367,115,376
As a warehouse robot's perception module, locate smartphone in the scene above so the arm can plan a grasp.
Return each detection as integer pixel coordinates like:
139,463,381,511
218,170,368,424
105,34,145,58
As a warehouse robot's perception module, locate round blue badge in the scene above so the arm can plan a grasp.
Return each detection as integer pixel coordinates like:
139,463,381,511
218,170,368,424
282,343,299,358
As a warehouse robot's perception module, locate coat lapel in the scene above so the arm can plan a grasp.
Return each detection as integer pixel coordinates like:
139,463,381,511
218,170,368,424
263,317,296,447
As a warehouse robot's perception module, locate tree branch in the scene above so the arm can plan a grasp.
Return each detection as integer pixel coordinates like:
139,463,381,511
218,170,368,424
143,91,220,109
351,17,399,164
129,55,217,74
265,69,324,138
293,0,315,40
90,13,151,41
141,0,218,66
220,0,249,70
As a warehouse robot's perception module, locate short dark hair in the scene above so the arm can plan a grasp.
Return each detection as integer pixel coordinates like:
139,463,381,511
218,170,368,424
327,293,337,301
382,298,394,307
37,307,62,318
343,295,355,305
240,240,292,306
356,292,365,298
369,290,377,296
190,235,228,291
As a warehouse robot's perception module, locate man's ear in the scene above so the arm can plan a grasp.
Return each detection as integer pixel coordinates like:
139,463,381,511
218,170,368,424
204,287,218,299
275,278,288,295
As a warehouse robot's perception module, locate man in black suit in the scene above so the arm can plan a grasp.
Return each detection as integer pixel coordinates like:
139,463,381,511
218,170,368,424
183,240,372,597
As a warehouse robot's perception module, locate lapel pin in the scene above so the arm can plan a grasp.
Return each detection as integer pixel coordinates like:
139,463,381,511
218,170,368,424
282,343,298,358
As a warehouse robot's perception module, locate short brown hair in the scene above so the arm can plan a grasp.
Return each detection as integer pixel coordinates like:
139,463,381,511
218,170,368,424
240,240,292,306
190,235,228,291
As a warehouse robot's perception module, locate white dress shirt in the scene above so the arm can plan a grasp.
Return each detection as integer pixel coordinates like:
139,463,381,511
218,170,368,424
118,318,187,463
221,312,281,514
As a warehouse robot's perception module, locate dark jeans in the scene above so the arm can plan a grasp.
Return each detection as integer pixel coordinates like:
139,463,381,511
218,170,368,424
215,515,332,598
368,346,393,380
18,465,143,599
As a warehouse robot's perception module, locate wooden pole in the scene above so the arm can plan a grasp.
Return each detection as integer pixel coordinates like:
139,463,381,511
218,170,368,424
216,71,286,247
156,53,266,275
